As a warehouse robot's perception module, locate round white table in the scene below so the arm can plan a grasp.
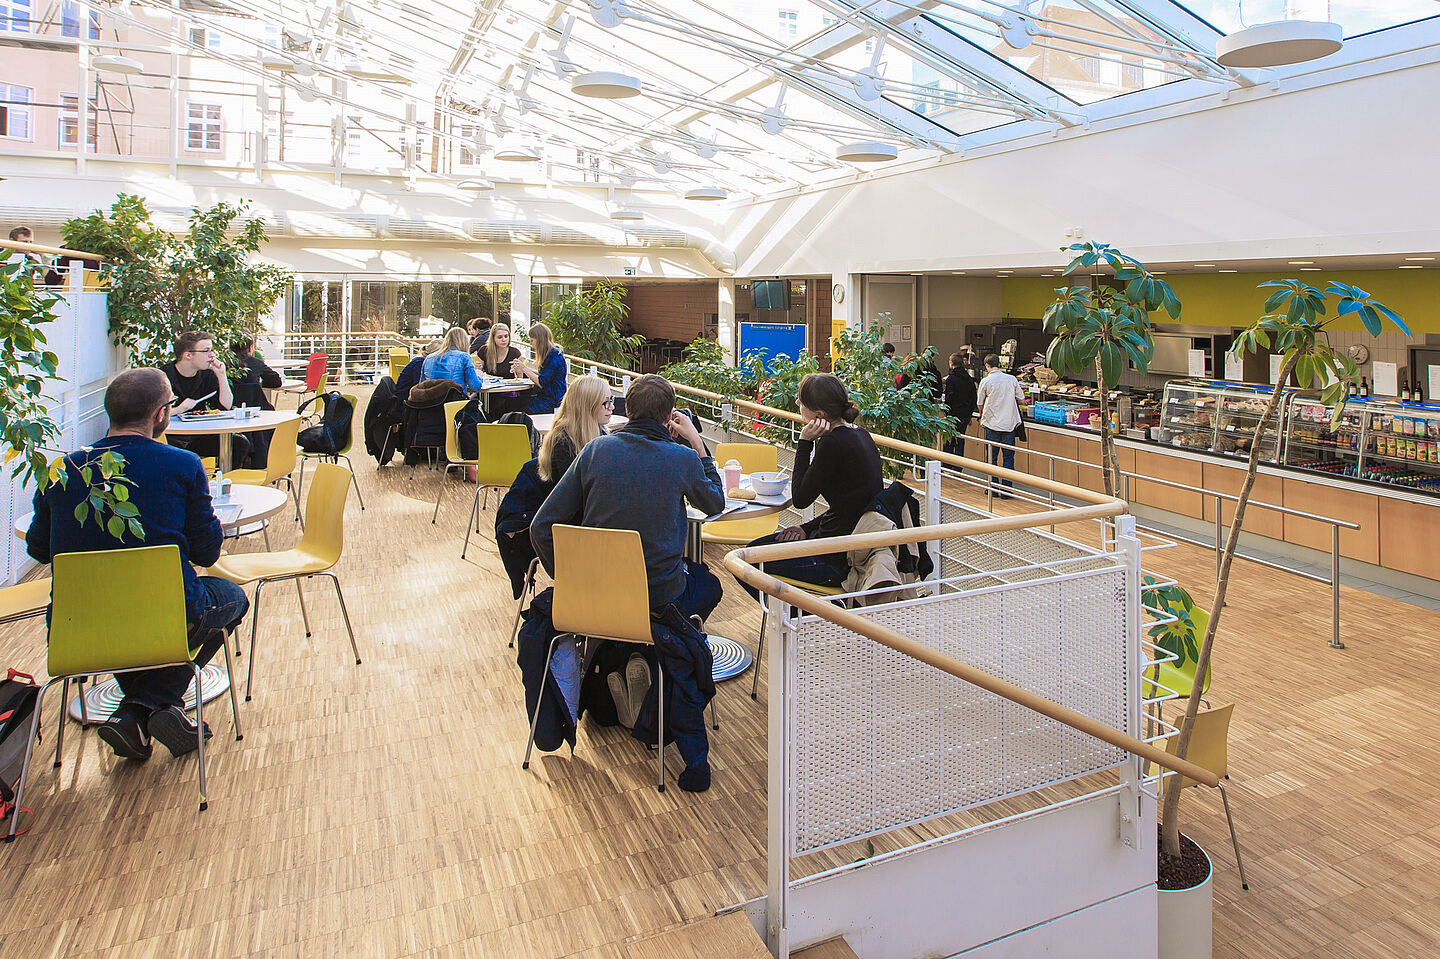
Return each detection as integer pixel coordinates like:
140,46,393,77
529,413,629,433
164,409,300,472
15,484,288,723
686,477,792,681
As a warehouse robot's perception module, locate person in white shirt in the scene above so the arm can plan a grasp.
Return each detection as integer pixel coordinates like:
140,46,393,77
975,353,1025,493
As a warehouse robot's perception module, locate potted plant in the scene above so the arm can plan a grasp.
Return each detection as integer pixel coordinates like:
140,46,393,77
1042,242,1182,496
542,279,643,367
1157,280,1407,944
62,194,290,369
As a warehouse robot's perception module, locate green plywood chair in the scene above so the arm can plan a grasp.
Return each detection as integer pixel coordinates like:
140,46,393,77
6,545,243,840
1143,578,1213,704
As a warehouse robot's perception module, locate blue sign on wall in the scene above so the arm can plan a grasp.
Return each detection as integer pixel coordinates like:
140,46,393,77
738,322,806,373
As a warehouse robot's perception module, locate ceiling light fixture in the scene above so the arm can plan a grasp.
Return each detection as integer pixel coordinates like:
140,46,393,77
293,82,320,103
610,208,645,221
1288,260,1314,265
1399,265,1423,270
1405,256,1436,261
684,187,727,201
493,143,541,162
92,54,144,75
260,52,295,72
1193,263,1215,268
836,140,898,163
570,71,641,99
457,178,494,192
1218,269,1238,273
1215,20,1343,69
1300,267,1322,271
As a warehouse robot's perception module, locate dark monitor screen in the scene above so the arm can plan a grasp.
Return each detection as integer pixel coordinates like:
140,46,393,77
752,279,790,311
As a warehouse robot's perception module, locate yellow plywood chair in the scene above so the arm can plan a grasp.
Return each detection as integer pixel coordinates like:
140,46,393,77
229,415,303,528
1154,703,1249,890
701,442,782,547
388,348,411,382
432,399,479,530
522,525,674,791
0,578,50,628
207,463,361,701
298,394,365,512
5,545,243,840
461,423,532,559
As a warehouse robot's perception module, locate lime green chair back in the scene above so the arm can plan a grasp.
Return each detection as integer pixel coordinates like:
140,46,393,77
48,545,191,676
1143,581,1213,701
315,371,329,395
474,424,532,487
337,394,360,456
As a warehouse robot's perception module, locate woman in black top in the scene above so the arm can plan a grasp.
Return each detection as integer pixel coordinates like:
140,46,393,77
481,322,526,415
738,373,884,598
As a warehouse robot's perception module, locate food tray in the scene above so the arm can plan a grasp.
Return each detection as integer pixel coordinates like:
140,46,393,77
1032,400,1083,426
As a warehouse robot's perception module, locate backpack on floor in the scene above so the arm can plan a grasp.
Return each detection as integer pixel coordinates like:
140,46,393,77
298,391,355,456
0,669,40,815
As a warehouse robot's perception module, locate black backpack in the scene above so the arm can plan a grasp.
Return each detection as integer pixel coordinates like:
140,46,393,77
0,669,40,814
453,398,488,461
297,391,355,456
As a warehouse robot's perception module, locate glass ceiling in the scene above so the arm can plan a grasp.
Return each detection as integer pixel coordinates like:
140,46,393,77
2,0,1433,199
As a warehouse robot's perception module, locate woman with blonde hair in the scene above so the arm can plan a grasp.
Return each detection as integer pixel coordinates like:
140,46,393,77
482,322,525,415
421,326,485,390
537,375,613,482
513,321,568,414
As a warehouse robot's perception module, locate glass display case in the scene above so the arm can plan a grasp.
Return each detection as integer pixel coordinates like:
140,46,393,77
1160,380,1287,462
1285,397,1440,494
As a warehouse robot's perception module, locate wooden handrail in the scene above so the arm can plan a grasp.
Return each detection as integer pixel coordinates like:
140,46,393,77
723,538,1219,789
0,238,108,262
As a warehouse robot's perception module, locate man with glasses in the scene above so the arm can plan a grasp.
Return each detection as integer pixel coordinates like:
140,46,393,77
162,330,247,466
26,368,248,760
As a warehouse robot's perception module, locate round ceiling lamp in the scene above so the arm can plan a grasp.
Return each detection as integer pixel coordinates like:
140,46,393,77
493,142,542,162
1214,20,1343,68
293,82,320,103
457,178,494,192
610,208,645,221
570,71,641,99
259,52,296,72
92,54,144,75
836,140,898,163
684,186,727,201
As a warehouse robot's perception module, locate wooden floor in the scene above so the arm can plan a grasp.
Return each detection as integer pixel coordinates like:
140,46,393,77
3,399,1440,958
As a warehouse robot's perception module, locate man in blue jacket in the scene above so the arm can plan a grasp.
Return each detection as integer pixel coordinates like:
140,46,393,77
27,368,249,761
531,373,725,619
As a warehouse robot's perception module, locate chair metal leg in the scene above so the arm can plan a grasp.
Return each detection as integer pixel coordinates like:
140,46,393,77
76,674,90,726
261,523,272,550
296,579,311,637
192,663,207,812
288,477,304,529
295,458,307,511
339,454,365,510
54,678,69,768
219,630,243,740
656,659,666,793
6,678,58,841
509,559,538,648
752,605,767,701
245,579,268,701
522,635,562,770
432,465,453,523
322,572,362,665
709,695,719,732
461,484,481,559
1218,783,1249,890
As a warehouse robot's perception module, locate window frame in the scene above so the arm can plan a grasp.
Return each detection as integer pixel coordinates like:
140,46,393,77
58,91,98,150
0,83,33,141
185,100,222,153
0,0,31,34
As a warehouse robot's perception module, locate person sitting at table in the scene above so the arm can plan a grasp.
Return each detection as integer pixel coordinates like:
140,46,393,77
163,329,249,468
525,374,724,789
229,337,282,468
467,316,492,355
737,372,883,599
481,322,526,416
26,368,249,760
422,327,486,391
494,375,613,599
514,322,568,415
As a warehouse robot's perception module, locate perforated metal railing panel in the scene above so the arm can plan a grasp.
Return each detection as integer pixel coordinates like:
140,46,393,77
787,562,1131,855
935,497,1114,591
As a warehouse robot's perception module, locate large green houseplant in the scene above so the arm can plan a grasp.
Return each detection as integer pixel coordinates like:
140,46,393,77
62,194,291,368
543,279,642,367
1042,242,1182,496
1159,280,1407,869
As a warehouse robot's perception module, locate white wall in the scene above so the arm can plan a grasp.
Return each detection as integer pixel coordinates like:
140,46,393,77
725,54,1440,276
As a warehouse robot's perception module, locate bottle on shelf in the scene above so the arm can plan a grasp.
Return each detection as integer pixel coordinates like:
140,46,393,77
1401,378,1411,402
1360,377,1369,398
1348,379,1358,397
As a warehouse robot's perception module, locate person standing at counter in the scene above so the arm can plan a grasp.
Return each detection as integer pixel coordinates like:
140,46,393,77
943,351,977,462
975,353,1024,496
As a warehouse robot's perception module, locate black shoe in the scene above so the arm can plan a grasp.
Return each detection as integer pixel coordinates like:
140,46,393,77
678,761,711,793
146,705,213,758
97,702,152,761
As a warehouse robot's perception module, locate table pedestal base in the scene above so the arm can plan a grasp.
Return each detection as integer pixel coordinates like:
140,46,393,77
707,635,753,681
66,662,232,724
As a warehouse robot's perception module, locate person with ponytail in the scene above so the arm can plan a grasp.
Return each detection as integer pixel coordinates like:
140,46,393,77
737,373,883,598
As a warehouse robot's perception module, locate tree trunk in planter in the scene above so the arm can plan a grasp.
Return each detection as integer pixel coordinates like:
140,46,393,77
1093,355,1118,498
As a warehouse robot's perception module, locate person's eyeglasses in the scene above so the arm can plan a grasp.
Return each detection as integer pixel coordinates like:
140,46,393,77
601,398,615,409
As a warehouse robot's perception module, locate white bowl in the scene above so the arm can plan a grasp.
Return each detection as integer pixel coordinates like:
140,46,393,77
749,472,788,496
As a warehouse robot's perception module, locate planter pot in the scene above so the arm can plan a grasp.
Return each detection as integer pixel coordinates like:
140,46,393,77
1157,840,1212,959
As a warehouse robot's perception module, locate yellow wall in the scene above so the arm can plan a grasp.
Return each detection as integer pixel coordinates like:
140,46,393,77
1003,269,1440,333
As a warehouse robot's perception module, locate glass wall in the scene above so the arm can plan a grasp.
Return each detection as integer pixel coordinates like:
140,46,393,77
288,277,517,337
